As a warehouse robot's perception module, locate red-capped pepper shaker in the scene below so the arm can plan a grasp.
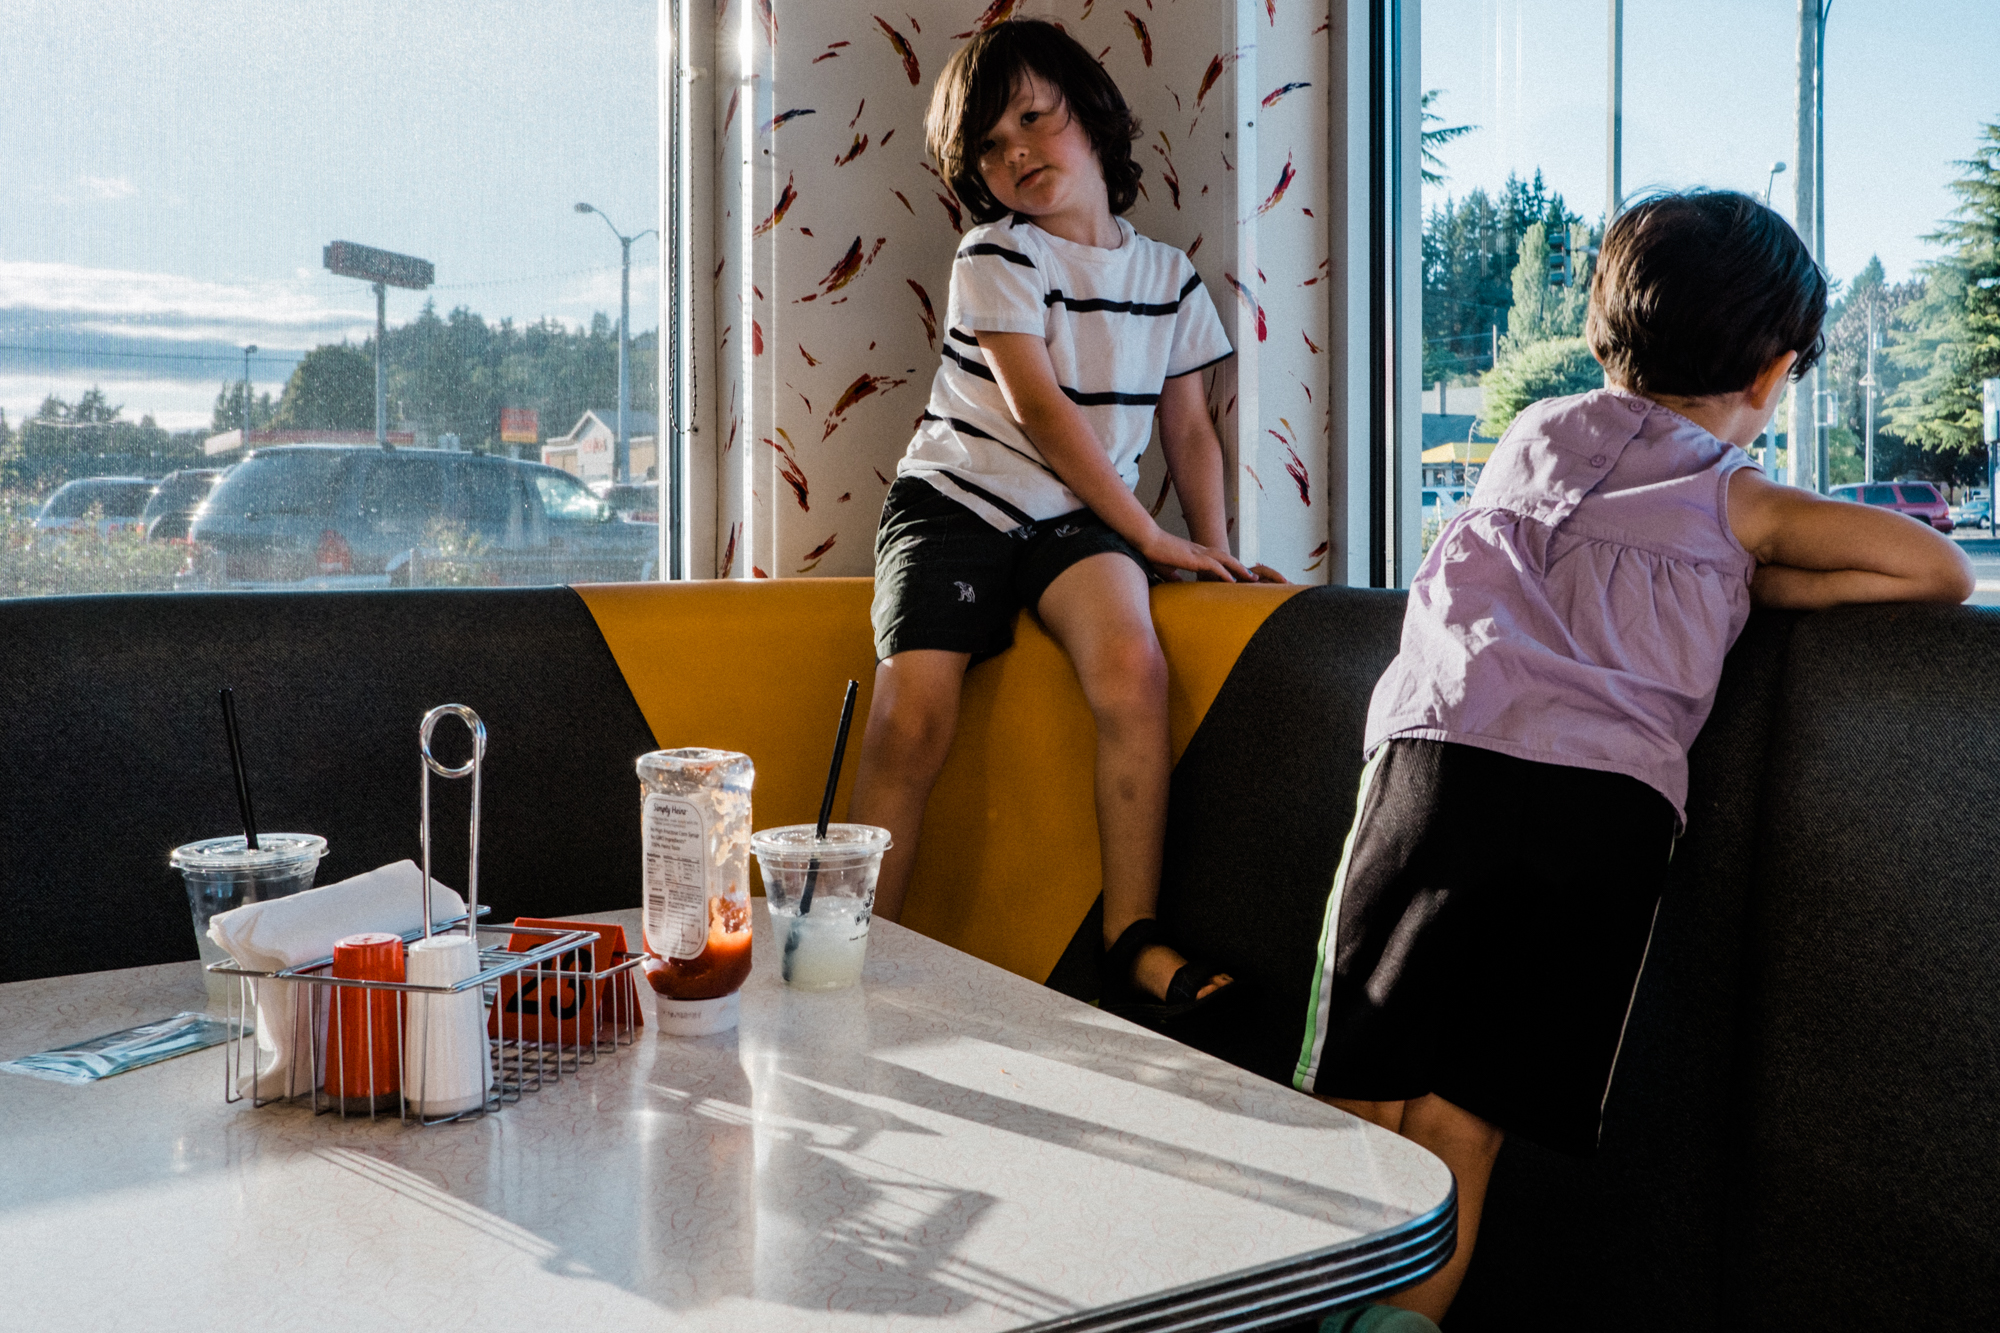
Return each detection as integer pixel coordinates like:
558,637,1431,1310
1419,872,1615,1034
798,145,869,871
326,932,404,1112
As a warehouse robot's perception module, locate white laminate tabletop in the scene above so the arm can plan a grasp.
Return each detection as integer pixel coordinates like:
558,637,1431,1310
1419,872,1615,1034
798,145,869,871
0,907,1452,1332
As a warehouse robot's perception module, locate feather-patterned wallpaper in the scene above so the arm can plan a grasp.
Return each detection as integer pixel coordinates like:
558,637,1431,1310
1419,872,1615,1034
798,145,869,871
713,0,1331,582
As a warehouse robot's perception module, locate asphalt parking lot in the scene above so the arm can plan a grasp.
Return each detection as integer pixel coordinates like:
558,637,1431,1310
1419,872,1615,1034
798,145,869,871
1956,535,2000,607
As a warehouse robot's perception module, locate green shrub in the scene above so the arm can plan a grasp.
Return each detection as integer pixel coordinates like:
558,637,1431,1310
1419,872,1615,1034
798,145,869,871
0,491,187,598
1480,336,1605,437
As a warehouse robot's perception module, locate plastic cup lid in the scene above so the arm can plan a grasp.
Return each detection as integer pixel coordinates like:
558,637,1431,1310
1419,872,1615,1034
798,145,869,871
749,823,892,866
169,833,328,872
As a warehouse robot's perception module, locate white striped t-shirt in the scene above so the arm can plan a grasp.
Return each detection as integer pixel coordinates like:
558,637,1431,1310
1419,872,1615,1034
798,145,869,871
896,214,1233,532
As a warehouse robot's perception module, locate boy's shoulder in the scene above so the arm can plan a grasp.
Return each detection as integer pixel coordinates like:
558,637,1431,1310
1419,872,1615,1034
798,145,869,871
958,217,1037,260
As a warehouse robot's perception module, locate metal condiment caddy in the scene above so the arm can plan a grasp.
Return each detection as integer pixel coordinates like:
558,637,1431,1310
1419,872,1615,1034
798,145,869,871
212,704,643,1125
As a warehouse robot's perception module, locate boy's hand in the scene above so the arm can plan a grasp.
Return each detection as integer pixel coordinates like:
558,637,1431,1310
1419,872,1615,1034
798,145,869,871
1137,529,1253,582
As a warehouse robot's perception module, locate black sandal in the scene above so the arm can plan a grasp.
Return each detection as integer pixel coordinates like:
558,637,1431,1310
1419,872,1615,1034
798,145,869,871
1100,917,1239,1032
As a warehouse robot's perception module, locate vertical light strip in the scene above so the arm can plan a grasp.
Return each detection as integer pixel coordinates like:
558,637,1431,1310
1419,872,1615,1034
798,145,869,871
1234,0,1261,570
737,0,757,577
660,0,681,579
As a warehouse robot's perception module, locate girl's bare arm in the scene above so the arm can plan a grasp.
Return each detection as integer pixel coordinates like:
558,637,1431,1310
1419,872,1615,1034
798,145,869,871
976,330,1251,581
1728,467,1974,609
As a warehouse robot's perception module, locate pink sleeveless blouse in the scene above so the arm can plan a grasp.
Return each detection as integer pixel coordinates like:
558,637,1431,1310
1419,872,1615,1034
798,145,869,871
1366,388,1760,825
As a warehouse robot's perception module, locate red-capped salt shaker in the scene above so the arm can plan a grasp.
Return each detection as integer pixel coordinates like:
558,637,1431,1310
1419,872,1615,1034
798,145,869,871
326,932,404,1112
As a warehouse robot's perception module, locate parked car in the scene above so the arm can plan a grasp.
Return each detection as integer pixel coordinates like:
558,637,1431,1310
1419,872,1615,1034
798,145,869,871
1830,481,1954,533
182,445,657,589
597,482,660,524
141,467,227,542
33,476,158,537
1950,496,1991,531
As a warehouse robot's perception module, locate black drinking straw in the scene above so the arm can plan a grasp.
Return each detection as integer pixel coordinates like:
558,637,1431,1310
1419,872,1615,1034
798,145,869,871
796,679,859,917
218,687,260,851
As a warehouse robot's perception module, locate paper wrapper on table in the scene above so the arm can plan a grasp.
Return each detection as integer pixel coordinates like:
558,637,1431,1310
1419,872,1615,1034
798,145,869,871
207,861,465,1099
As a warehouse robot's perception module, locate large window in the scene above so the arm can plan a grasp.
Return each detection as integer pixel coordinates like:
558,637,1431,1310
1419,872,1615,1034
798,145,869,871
1419,0,2000,597
1,2,660,598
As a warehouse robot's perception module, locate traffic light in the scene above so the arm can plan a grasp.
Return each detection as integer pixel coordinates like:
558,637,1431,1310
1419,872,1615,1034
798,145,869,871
1548,232,1572,288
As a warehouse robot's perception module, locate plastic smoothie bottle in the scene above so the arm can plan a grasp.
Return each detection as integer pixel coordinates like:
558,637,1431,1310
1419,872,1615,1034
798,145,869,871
637,748,755,1035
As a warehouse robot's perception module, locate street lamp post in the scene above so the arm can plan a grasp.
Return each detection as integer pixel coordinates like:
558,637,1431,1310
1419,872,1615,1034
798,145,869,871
1765,160,1788,206
575,203,658,485
242,344,258,453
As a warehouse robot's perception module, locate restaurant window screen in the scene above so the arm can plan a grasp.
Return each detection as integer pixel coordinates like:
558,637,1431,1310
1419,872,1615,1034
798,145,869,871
1,2,662,599
1418,1,1999,578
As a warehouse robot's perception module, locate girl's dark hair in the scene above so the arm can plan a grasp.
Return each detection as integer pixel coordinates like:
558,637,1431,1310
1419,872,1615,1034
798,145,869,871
1587,189,1827,398
926,19,1143,225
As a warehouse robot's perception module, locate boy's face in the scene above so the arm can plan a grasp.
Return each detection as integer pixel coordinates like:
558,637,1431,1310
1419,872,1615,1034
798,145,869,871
975,72,1107,226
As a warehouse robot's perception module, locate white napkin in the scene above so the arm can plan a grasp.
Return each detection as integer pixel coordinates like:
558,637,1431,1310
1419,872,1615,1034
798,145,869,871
208,860,466,1099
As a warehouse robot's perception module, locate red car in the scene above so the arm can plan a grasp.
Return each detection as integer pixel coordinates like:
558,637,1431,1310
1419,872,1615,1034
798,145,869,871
1831,482,1954,533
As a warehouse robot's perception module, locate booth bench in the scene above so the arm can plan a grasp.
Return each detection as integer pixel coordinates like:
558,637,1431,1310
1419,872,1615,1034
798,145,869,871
4,581,1995,1329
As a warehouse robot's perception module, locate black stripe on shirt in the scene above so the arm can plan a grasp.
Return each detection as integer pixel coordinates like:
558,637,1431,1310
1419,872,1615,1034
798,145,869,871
928,469,1042,528
942,344,1160,406
956,243,1036,268
920,412,1060,480
947,326,980,346
1041,274,1203,317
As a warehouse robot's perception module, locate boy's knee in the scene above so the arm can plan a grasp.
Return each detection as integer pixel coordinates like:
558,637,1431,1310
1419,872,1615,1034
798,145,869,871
1079,635,1166,720
868,691,958,770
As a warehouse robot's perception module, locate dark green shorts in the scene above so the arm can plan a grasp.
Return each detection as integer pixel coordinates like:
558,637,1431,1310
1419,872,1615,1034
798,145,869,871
871,475,1150,664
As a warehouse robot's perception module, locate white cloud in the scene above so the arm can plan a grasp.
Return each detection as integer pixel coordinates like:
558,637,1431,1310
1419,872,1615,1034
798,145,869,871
0,259,376,347
0,370,223,432
78,175,138,201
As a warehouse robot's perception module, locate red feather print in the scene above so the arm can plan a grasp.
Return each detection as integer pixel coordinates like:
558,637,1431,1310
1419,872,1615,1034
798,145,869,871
954,0,1018,39
1151,134,1181,208
875,468,893,485
1224,273,1268,342
1124,12,1152,65
936,191,964,233
835,134,869,166
751,320,764,356
892,189,916,214
1302,330,1321,354
753,567,769,579
1283,445,1310,505
1264,0,1276,24
1304,540,1329,572
1187,232,1203,257
722,88,740,139
873,17,921,85
721,522,740,577
798,236,886,302
822,372,910,439
797,533,838,573
1196,52,1239,116
1254,154,1296,216
1150,473,1175,518
1262,81,1311,108
768,430,810,511
755,0,776,44
908,279,938,348
838,492,851,502
799,344,820,366
850,99,867,127
761,108,816,134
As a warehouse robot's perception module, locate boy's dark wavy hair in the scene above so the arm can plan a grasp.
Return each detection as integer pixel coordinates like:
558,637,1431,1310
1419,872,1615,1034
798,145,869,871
925,19,1143,225
1587,189,1827,398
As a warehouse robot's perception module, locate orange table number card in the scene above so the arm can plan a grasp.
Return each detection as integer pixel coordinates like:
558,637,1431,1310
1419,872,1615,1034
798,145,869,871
490,919,644,1044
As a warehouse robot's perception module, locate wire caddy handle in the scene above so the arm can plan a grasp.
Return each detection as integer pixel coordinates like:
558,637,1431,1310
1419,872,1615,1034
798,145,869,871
213,704,644,1125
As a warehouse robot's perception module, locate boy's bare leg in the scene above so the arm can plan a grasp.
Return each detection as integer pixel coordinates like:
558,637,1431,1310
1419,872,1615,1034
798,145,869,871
846,648,972,924
1036,553,1224,1001
1322,1092,1501,1321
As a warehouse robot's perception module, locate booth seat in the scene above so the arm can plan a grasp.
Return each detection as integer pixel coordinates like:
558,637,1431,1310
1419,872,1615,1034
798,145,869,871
3,582,1995,1329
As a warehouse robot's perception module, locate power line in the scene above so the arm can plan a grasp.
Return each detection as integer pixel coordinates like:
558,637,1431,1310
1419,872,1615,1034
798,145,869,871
0,341,302,366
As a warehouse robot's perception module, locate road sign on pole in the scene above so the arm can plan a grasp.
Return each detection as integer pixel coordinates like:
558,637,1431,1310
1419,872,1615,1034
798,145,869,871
323,242,434,448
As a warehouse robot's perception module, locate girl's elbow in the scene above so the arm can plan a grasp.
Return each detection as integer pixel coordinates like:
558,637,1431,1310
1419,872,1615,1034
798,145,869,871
1922,544,1975,603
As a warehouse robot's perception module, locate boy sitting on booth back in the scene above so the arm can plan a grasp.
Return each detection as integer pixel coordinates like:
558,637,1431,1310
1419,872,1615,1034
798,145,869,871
848,20,1274,1019
1296,190,1972,1321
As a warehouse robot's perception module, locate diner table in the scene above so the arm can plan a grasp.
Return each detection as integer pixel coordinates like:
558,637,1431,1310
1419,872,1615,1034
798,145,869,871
0,906,1455,1331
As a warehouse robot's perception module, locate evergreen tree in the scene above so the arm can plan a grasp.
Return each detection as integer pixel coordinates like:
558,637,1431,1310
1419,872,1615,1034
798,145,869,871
270,344,374,431
1884,121,2000,462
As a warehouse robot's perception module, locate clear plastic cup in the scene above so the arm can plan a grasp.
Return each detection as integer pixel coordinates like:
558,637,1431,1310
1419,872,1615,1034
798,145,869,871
171,834,328,1004
750,824,892,991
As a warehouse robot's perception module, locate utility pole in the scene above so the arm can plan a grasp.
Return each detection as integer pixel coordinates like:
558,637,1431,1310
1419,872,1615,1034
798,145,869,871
241,344,257,453
1606,0,1623,225
322,242,433,451
374,282,387,448
576,203,658,485
1813,1,1830,494
1863,300,1877,484
1788,1,1822,492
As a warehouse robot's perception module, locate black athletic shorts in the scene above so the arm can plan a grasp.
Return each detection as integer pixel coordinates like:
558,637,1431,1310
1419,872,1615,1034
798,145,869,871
1293,738,1677,1156
871,474,1151,663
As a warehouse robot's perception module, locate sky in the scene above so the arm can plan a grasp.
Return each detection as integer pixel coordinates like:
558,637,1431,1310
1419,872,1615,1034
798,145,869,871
1422,0,2000,289
5,1,1993,432
0,0,658,431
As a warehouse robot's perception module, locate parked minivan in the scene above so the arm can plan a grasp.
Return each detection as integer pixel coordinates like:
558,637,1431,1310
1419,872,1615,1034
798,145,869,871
183,445,657,588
